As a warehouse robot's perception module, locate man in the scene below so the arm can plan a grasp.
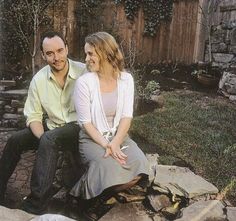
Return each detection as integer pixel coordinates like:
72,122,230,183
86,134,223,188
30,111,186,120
0,31,86,214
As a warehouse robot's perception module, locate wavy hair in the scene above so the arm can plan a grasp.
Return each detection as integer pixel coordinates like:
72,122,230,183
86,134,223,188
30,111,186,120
85,32,124,77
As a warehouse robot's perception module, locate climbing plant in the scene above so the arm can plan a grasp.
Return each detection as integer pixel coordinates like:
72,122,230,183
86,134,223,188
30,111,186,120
114,0,174,37
76,0,174,37
75,0,106,58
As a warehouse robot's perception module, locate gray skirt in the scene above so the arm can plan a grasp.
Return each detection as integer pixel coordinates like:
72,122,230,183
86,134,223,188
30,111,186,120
70,130,149,199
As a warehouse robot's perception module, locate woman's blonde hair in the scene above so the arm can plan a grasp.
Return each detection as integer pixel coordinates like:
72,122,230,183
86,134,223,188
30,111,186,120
85,32,124,76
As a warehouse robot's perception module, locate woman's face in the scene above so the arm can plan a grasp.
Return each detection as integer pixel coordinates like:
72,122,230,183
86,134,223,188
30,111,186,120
84,43,100,72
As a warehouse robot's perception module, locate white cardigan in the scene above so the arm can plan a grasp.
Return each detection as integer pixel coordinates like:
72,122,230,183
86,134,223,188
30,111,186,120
73,71,134,135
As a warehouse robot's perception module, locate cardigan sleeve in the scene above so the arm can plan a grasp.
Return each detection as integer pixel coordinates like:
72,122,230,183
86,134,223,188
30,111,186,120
121,73,134,118
73,77,92,125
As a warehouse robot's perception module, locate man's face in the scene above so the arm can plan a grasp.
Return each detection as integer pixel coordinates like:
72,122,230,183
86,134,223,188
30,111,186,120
41,36,68,73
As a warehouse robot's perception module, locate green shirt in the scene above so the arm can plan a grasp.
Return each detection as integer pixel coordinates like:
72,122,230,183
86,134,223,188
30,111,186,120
24,59,86,130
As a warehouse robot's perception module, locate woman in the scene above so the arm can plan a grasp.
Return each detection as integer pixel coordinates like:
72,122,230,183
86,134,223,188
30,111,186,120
70,32,149,215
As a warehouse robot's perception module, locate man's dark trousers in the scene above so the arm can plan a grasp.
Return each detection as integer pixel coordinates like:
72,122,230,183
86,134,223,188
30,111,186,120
0,123,80,208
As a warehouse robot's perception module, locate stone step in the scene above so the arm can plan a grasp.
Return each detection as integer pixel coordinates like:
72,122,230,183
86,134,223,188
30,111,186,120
0,80,16,87
0,89,27,99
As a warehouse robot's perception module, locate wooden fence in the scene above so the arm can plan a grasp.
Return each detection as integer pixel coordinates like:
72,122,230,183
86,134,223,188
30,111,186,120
73,0,201,65
19,0,236,70
106,0,200,64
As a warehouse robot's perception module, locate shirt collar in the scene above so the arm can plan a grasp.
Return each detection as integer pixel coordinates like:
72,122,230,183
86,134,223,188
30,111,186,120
47,59,77,80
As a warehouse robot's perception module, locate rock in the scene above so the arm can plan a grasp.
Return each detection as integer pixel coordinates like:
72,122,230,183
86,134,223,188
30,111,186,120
150,95,164,108
0,127,17,132
211,61,227,69
153,165,218,198
100,202,153,221
0,80,16,87
213,53,234,63
175,200,226,221
32,214,76,221
125,185,147,196
219,71,236,95
211,28,226,42
211,43,228,53
152,215,169,221
0,89,28,99
147,194,172,212
229,95,236,101
229,46,236,54
11,100,22,108
0,101,6,108
2,113,22,120
115,191,145,203
146,153,159,185
4,105,15,113
161,202,181,220
151,69,161,76
17,108,24,114
0,206,36,221
227,207,236,221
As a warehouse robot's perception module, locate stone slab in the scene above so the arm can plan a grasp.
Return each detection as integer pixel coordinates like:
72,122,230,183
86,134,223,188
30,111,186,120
213,53,234,63
100,202,153,221
175,200,226,221
154,165,218,198
0,80,16,87
146,153,159,185
0,89,28,99
227,207,236,221
0,206,36,221
3,113,23,120
32,214,76,221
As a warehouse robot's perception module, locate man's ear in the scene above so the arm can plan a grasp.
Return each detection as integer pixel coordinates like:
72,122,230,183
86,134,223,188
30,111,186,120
41,51,46,60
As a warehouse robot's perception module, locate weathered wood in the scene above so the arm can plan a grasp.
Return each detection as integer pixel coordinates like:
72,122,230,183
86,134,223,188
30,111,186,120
30,0,236,69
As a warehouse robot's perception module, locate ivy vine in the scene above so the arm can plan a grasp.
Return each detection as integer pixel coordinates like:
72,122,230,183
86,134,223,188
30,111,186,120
76,0,173,38
114,0,173,37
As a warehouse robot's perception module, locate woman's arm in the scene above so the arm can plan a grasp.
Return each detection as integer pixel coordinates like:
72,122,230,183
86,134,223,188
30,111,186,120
105,117,131,163
105,73,135,163
74,77,125,164
83,122,108,148
84,122,128,165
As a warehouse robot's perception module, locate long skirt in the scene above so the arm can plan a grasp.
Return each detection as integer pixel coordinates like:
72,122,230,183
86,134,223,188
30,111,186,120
70,130,149,199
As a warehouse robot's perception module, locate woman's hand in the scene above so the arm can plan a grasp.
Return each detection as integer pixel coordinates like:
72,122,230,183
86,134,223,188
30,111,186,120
104,140,127,165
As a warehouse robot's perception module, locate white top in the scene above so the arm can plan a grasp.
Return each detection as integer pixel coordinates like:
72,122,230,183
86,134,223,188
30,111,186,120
73,71,134,135
101,88,118,128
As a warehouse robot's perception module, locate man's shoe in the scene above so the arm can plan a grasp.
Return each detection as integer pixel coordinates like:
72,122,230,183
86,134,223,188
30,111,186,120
21,196,47,215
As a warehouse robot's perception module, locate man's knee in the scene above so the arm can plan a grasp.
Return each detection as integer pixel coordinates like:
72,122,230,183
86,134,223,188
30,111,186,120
4,128,38,155
5,130,29,153
40,132,54,144
39,131,60,151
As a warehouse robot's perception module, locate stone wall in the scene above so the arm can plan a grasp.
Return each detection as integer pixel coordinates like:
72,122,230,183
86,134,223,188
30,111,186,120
205,20,236,71
0,80,27,129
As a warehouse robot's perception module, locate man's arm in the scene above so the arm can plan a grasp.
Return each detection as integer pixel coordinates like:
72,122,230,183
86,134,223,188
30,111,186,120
24,79,44,134
29,121,44,139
